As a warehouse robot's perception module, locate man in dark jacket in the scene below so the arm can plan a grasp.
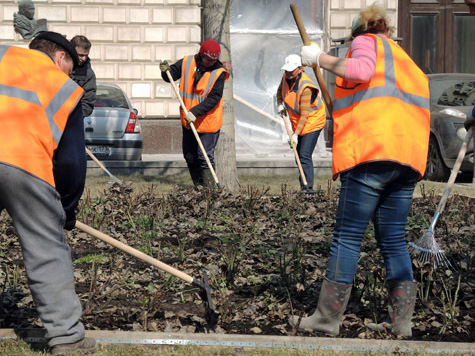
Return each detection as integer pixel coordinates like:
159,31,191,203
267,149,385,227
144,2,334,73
0,32,96,354
71,35,96,117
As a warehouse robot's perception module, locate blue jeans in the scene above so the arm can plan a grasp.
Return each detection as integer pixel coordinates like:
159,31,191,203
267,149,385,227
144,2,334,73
296,129,322,190
325,162,419,284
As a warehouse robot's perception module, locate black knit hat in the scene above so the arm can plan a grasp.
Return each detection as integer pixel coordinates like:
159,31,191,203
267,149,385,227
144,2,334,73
33,31,79,68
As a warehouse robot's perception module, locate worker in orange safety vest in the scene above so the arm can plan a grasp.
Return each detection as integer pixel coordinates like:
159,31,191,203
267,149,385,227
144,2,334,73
276,54,326,193
291,4,430,338
160,40,229,187
0,32,96,354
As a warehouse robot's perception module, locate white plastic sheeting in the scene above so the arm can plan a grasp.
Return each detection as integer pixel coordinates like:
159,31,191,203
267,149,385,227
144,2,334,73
230,0,329,157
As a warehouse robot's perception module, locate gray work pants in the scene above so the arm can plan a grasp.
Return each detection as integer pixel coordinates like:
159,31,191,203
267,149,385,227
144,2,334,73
0,163,84,347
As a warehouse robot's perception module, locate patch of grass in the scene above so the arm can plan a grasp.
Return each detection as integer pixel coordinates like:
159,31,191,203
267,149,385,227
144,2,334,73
73,254,107,265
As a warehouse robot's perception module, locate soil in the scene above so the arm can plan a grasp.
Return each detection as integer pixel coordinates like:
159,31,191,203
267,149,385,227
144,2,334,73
1,183,474,343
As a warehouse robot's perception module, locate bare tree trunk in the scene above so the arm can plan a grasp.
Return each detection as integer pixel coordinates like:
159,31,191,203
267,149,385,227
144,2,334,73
202,0,239,191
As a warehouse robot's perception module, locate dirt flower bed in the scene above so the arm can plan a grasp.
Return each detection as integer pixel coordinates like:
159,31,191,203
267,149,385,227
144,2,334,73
1,183,474,342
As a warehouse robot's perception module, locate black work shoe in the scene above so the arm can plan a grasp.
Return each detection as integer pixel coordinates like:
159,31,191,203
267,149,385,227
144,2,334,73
51,337,97,355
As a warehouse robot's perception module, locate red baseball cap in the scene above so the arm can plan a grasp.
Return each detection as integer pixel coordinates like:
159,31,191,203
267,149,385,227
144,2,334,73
199,40,221,61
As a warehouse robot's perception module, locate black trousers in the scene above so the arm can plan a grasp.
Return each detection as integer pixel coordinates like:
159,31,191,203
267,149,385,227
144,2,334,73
182,126,220,170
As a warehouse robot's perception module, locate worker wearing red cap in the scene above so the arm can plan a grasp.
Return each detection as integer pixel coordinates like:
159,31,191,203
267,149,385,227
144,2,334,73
160,39,229,187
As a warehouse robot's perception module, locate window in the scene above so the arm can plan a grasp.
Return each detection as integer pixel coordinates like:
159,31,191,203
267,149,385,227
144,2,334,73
399,1,474,73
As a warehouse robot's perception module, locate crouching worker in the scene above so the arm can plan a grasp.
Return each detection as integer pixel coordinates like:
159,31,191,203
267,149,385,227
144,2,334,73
290,4,430,337
160,40,229,187
0,32,96,354
276,54,326,193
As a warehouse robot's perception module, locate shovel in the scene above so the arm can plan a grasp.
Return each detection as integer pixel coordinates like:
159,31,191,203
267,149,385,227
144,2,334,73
75,221,218,326
163,65,221,189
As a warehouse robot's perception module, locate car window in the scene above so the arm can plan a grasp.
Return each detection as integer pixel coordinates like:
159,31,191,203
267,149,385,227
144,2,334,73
94,87,129,109
430,79,475,106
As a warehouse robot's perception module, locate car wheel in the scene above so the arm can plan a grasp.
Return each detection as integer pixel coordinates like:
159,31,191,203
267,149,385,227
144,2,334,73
425,136,450,181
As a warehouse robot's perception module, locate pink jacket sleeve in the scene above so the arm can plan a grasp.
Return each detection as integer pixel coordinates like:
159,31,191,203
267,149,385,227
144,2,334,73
344,35,377,83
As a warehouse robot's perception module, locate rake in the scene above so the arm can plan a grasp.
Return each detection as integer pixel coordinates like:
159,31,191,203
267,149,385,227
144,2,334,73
409,126,474,269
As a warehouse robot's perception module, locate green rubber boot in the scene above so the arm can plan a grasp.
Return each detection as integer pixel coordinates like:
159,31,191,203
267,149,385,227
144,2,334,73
367,280,417,337
289,278,352,336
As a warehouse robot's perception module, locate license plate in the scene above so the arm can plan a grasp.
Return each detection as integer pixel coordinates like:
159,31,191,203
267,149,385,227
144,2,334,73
87,146,111,156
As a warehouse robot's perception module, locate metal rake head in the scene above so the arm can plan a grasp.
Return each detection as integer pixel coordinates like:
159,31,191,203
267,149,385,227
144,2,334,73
409,230,453,270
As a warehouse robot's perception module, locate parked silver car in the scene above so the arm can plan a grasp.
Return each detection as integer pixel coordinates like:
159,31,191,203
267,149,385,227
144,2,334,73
84,83,143,160
426,73,475,181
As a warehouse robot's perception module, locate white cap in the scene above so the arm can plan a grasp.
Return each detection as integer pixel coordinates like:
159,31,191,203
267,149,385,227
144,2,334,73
281,54,302,72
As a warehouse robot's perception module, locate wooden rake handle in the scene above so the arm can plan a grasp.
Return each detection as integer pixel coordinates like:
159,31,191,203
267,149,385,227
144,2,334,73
75,221,194,284
164,67,220,187
85,147,122,184
281,113,308,187
290,3,333,115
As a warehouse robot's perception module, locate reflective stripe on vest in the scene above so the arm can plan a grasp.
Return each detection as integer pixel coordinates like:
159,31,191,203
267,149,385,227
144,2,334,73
333,35,429,112
281,72,326,135
332,34,430,179
0,45,84,186
45,79,81,145
178,55,226,133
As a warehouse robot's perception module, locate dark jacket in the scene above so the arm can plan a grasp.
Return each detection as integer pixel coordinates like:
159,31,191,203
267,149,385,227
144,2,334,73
71,57,96,117
53,103,86,226
161,54,226,118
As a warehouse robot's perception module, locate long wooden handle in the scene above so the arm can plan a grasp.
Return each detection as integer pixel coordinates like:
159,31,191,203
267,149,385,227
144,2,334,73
234,94,284,126
85,147,122,184
290,3,333,115
281,113,308,187
75,221,194,284
164,68,220,186
436,127,474,215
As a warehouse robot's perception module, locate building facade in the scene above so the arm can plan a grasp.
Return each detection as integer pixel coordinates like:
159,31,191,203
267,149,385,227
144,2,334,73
0,0,399,155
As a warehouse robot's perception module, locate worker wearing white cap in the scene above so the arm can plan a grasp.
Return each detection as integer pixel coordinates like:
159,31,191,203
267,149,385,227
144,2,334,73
276,54,326,193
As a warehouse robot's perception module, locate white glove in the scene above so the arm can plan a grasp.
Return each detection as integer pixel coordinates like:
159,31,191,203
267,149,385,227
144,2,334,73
185,111,196,124
277,104,286,116
301,42,323,67
292,133,298,144
288,133,298,148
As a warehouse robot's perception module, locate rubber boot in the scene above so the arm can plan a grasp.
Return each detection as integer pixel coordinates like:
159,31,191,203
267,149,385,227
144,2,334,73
367,280,417,337
388,280,417,336
289,278,352,336
202,168,215,187
188,166,203,187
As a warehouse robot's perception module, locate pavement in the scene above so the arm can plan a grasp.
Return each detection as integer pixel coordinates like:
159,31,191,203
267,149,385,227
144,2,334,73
86,152,333,177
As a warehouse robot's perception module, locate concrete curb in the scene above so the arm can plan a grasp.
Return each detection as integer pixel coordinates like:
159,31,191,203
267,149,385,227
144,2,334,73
1,329,473,354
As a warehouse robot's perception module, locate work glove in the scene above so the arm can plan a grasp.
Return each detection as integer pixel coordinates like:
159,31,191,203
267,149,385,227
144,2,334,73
185,111,196,124
288,133,298,148
160,60,169,72
64,218,76,231
277,103,286,116
301,42,323,67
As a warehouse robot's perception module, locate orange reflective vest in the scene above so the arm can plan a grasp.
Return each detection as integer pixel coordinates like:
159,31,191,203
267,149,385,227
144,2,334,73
281,72,326,135
179,55,228,133
0,45,84,187
332,34,430,179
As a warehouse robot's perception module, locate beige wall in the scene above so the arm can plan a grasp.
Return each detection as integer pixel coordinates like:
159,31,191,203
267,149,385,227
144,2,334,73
328,0,398,45
0,0,201,119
